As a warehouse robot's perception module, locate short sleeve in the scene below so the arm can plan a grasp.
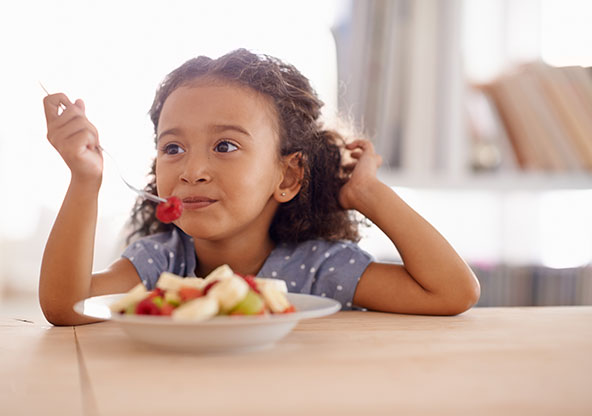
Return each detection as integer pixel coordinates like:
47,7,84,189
259,240,374,311
310,242,374,310
121,228,197,289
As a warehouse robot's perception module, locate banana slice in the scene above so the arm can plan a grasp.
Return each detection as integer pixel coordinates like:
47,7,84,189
207,275,249,312
172,296,219,321
201,264,235,285
260,285,291,313
156,272,205,292
109,283,149,313
255,277,288,293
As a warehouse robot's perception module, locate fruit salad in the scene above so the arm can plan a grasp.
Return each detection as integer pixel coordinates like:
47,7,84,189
109,264,296,321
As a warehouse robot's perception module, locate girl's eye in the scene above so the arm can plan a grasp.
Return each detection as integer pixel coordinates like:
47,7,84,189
214,140,238,153
162,143,185,155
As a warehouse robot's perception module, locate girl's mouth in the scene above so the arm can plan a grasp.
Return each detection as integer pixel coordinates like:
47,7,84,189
182,196,217,210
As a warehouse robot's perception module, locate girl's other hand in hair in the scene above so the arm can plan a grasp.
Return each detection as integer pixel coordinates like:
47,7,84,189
338,139,383,211
43,93,103,187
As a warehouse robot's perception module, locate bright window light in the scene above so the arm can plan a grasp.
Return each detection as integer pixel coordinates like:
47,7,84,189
539,190,592,268
0,0,339,287
0,0,339,243
541,0,592,66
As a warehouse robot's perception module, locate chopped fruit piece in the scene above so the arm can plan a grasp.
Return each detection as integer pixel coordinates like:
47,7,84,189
152,296,164,308
164,291,181,307
255,277,288,293
160,303,175,316
201,264,235,285
172,296,219,321
202,280,219,296
229,290,266,315
157,273,205,292
260,285,292,313
239,274,261,294
207,275,249,312
135,297,161,315
178,287,202,302
148,288,165,299
109,283,149,313
111,265,296,320
156,196,183,223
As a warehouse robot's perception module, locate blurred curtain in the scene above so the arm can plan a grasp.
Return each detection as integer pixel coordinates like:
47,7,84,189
332,0,466,176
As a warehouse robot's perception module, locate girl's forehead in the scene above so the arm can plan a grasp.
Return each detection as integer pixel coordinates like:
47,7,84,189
159,80,280,137
164,82,266,111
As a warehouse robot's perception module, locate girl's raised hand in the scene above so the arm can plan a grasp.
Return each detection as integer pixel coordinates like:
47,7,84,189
43,93,103,186
338,139,383,211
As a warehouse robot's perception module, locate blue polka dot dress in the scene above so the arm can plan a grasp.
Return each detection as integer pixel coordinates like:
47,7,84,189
122,227,374,310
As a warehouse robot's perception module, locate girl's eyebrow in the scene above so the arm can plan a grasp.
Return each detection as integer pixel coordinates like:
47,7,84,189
157,125,252,142
157,127,182,142
208,124,252,138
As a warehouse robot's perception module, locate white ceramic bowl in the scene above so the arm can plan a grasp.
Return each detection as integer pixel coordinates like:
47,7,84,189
74,293,340,353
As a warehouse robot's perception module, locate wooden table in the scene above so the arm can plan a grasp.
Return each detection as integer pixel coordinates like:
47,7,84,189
2,307,591,415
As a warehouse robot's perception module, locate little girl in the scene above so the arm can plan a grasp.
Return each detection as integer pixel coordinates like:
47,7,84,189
40,49,480,325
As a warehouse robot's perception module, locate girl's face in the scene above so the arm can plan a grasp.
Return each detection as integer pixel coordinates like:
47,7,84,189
155,81,284,242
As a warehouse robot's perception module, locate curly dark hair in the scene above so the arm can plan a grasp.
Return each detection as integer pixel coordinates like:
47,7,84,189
128,48,361,243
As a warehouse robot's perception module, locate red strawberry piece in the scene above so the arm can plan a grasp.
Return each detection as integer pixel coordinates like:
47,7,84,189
148,288,165,299
159,303,175,316
156,196,183,223
239,274,260,294
202,280,220,295
282,305,296,314
135,297,161,315
178,287,202,302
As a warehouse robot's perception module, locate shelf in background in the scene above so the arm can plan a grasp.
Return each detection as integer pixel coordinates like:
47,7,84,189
378,169,592,191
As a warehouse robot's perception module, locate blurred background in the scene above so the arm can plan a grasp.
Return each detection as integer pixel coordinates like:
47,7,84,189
1,0,591,320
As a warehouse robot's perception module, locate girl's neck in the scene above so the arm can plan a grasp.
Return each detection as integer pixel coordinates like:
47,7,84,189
192,235,275,278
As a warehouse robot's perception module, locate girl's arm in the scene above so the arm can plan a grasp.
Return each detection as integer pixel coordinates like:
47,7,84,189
39,94,140,325
340,140,480,315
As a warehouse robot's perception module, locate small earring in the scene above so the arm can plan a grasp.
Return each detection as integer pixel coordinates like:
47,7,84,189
280,192,286,197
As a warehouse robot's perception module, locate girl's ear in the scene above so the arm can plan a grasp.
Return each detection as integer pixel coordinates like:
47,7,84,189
275,152,304,202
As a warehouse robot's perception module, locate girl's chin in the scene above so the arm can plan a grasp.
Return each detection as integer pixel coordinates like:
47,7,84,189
175,222,224,240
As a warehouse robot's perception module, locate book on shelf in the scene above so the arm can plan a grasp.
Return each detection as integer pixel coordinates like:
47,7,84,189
466,88,518,171
532,62,592,170
473,62,592,172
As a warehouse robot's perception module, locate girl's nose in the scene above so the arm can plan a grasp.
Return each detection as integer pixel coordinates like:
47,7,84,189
179,152,211,184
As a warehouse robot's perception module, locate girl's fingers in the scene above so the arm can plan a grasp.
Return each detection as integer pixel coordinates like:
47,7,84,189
46,104,97,151
46,100,87,133
49,117,99,150
74,98,85,112
342,162,357,172
43,93,73,121
349,150,364,159
64,129,99,153
345,139,374,151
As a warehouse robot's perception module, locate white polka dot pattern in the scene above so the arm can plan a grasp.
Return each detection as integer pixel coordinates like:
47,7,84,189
122,230,375,311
